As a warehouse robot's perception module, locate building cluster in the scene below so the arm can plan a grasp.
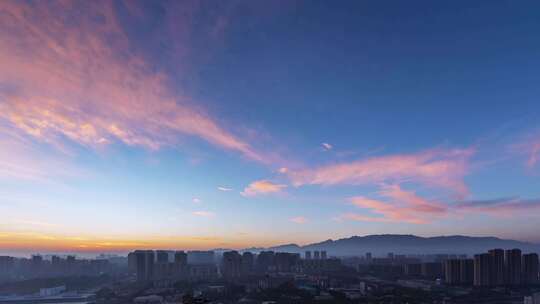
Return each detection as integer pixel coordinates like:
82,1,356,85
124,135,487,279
128,249,343,283
0,254,116,281
358,252,455,279
444,249,539,287
524,292,540,304
128,250,218,283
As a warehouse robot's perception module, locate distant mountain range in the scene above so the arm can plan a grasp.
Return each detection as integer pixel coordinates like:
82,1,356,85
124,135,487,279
232,235,540,256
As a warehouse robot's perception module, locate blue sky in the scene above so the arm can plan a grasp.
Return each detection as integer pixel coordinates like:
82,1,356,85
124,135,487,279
0,0,540,254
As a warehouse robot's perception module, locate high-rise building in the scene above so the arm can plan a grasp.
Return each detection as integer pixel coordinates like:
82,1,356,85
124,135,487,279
174,251,187,266
321,251,327,260
156,250,169,264
241,252,254,275
459,259,474,285
275,252,300,272
505,249,522,286
474,253,492,287
522,253,539,285
488,249,505,286
257,251,275,272
405,263,422,277
51,255,62,266
421,262,444,279
134,250,155,282
187,251,215,265
366,252,372,263
305,251,312,260
0,256,14,274
127,252,137,274
445,259,461,285
221,251,242,279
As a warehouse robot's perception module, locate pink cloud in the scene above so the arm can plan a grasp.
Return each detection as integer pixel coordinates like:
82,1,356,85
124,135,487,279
192,211,215,217
287,148,474,197
241,180,287,197
290,216,308,224
0,1,267,164
346,185,447,224
511,135,540,168
0,132,84,181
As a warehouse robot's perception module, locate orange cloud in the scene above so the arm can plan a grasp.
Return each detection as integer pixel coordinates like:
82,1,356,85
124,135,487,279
287,148,474,197
0,1,266,164
241,180,287,197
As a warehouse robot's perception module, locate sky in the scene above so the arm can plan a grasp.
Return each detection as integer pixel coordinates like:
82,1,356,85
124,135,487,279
1,0,540,255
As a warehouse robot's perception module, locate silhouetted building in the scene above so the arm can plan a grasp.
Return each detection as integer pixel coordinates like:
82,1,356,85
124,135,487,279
221,251,242,279
474,254,492,287
128,252,137,274
187,251,215,265
489,249,505,286
51,255,61,266
445,259,461,285
134,250,155,282
314,251,320,260
0,256,14,275
422,262,444,279
405,263,422,277
241,252,254,275
275,252,300,272
257,251,275,272
305,251,312,260
174,251,187,266
505,249,522,286
365,252,372,263
156,250,169,264
459,259,474,285
321,251,327,259
522,253,539,285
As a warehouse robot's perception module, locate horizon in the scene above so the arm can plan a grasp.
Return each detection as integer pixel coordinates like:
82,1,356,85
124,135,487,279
1,233,539,258
2,0,540,254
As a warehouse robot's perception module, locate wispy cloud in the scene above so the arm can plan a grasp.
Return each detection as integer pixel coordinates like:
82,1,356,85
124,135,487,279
0,133,84,181
510,132,540,168
322,142,333,151
290,216,308,224
345,185,447,224
192,211,215,217
241,180,287,197
287,148,474,197
455,197,540,215
192,198,202,204
217,186,233,191
0,1,268,165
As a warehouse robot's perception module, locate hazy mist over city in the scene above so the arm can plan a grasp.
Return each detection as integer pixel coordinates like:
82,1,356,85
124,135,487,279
1,0,539,303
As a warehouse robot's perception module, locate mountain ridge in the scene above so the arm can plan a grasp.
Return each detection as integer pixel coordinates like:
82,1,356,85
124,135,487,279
236,234,540,256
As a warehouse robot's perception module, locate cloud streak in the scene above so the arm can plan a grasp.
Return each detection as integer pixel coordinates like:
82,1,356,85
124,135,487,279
0,1,267,166
287,148,474,197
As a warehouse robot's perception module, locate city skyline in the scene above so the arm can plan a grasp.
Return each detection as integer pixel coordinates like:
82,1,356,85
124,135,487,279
1,0,540,254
